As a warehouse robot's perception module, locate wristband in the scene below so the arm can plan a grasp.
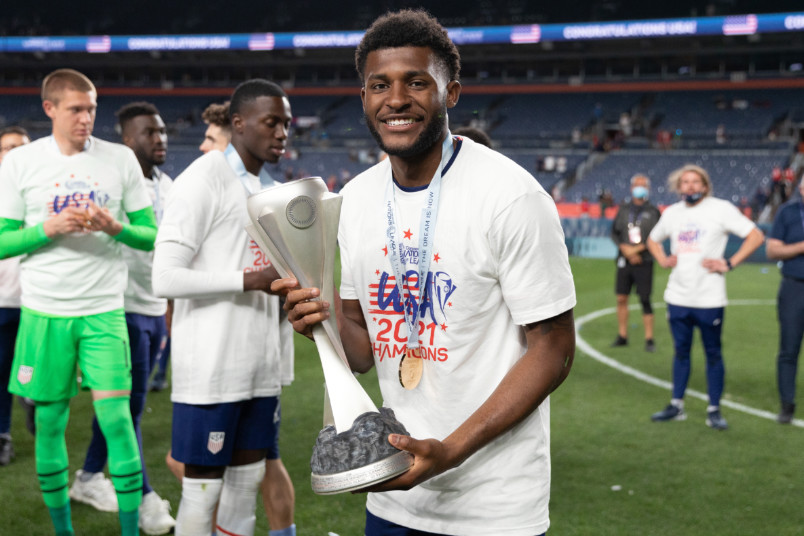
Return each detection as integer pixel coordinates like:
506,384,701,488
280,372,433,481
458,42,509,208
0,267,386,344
725,258,733,271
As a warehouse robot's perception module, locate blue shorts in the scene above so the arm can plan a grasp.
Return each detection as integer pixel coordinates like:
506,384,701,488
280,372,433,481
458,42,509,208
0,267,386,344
125,312,167,395
364,509,547,536
172,396,281,467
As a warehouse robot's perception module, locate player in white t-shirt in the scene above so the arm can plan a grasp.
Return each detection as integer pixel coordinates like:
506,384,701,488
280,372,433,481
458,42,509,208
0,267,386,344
0,126,31,467
69,102,176,535
152,79,295,536
0,69,157,536
275,11,576,536
647,164,764,430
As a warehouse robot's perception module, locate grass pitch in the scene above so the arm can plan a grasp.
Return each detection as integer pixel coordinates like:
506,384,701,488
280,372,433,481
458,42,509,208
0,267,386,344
3,257,801,535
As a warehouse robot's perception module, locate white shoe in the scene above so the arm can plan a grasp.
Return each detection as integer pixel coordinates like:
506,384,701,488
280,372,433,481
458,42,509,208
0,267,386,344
139,490,176,535
69,470,119,512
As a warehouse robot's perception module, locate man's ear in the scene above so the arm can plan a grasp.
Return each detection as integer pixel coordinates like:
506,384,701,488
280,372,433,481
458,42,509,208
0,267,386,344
42,100,56,120
446,80,461,109
231,113,243,134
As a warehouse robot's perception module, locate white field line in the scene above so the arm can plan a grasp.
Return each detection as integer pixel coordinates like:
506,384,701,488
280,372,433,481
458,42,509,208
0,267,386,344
575,300,804,428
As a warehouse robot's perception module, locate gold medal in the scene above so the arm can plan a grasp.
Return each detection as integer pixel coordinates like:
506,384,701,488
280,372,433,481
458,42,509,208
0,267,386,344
398,346,423,390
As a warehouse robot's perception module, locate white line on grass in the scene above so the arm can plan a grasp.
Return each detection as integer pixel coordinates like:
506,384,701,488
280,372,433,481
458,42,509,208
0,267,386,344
575,300,804,428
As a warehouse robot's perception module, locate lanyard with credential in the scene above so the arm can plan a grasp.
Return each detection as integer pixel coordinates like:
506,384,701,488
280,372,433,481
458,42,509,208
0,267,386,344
384,132,454,362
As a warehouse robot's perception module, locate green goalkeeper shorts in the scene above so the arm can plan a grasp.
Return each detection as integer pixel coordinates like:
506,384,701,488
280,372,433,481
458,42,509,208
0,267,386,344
9,307,131,401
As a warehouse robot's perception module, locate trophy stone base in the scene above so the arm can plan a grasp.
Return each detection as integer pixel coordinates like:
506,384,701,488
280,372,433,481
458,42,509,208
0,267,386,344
310,407,414,495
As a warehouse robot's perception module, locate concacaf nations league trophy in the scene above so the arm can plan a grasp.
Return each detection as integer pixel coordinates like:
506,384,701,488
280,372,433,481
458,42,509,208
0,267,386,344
245,177,413,494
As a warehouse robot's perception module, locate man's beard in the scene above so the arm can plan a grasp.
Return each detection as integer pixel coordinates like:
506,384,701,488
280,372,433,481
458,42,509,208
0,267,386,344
364,105,448,159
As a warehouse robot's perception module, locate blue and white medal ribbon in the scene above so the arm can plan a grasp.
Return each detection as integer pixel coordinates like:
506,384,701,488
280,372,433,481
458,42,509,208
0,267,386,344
384,131,454,388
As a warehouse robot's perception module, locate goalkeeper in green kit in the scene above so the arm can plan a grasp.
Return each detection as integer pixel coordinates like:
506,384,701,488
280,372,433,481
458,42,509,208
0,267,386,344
0,69,157,536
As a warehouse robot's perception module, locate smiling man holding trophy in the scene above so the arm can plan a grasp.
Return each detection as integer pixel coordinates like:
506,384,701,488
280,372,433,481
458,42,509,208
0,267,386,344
268,10,577,536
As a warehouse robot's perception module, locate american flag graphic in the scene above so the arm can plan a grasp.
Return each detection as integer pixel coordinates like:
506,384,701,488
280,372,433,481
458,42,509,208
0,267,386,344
86,35,111,53
722,14,758,35
207,432,225,454
248,33,275,51
511,25,542,44
369,274,408,316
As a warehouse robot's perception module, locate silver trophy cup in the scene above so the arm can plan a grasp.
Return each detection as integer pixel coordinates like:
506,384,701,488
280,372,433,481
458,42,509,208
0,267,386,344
245,177,413,494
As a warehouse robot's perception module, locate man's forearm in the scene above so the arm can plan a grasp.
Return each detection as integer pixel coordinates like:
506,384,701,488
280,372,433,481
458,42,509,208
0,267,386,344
646,238,665,264
338,297,375,373
766,238,804,261
114,207,157,251
729,228,765,267
0,219,51,259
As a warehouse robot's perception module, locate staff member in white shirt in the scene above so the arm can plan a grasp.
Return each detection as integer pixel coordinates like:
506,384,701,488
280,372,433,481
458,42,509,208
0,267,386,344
647,164,764,430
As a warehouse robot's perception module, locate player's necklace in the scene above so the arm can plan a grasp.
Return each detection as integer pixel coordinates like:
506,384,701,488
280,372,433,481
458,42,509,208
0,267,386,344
384,131,454,390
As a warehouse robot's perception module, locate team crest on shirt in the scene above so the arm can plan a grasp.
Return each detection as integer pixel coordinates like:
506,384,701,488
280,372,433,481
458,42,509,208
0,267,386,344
370,242,458,364
207,432,225,454
17,365,33,385
48,176,111,217
677,223,703,254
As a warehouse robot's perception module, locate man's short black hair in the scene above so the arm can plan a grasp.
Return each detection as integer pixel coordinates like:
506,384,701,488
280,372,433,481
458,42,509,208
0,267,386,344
0,125,29,139
230,79,287,117
355,9,461,83
116,101,161,133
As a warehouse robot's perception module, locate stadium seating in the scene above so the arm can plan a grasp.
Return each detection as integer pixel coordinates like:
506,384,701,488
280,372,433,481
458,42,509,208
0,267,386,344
1,88,798,207
564,149,792,205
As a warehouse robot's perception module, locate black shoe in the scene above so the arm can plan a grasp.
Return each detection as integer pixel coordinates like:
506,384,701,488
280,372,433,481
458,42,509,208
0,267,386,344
0,435,14,466
645,339,656,352
706,409,729,430
610,335,628,348
651,404,687,422
778,402,795,424
17,397,35,436
149,378,169,392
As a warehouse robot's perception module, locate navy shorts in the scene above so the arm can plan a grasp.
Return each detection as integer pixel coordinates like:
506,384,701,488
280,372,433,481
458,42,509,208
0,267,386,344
364,509,546,536
172,396,281,467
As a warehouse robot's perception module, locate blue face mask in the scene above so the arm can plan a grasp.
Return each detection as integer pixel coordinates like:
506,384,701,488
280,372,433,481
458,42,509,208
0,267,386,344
684,192,704,205
632,186,648,200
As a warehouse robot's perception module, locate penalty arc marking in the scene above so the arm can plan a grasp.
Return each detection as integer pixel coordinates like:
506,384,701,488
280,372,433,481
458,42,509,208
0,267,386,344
575,300,804,428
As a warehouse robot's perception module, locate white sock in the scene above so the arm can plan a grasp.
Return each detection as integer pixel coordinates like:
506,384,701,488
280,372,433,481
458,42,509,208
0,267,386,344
216,460,266,536
671,398,684,409
707,405,719,413
269,524,296,536
175,477,223,536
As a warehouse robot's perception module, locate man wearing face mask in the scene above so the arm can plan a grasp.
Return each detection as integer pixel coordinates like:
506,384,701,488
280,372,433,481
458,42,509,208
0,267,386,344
646,164,764,430
610,174,661,352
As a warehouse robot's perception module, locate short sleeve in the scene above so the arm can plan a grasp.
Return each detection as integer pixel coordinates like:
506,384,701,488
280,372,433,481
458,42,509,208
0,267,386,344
120,147,152,215
490,190,576,325
721,201,756,238
649,209,671,243
770,206,789,241
0,152,26,220
338,215,357,301
156,163,216,253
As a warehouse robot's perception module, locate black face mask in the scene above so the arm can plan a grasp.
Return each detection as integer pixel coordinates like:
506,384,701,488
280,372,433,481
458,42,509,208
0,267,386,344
684,192,704,205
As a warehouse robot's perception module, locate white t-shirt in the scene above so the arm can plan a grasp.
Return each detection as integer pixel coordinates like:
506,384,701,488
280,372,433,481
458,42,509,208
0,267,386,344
154,150,281,404
123,168,172,316
0,136,152,316
0,257,21,308
339,137,576,536
649,196,756,308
